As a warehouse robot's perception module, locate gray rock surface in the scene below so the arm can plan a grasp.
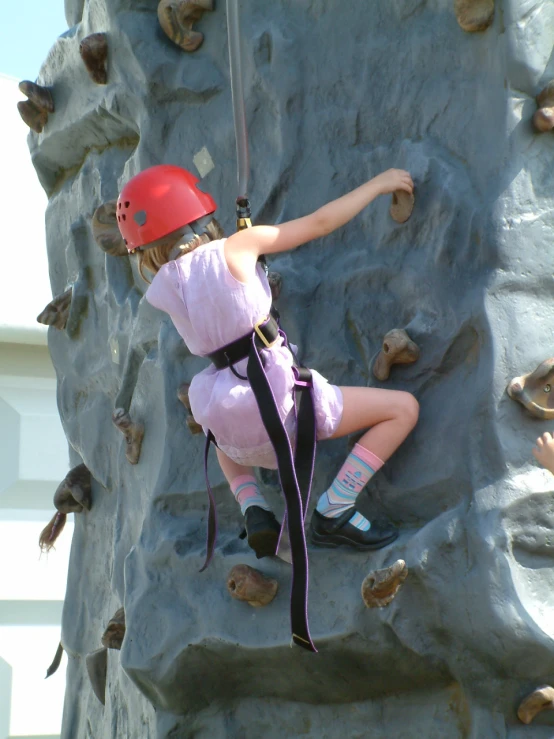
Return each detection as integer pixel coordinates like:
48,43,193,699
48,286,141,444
27,0,554,736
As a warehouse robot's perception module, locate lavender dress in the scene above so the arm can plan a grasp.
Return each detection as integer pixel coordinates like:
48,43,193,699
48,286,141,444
145,239,343,469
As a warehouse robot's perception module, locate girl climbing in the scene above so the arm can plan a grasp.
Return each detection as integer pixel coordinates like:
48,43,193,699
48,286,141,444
116,164,418,558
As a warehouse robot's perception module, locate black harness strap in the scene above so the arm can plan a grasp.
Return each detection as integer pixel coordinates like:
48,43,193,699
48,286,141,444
200,317,317,652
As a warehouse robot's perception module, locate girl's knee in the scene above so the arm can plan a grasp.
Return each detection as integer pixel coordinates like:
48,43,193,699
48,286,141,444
398,392,419,428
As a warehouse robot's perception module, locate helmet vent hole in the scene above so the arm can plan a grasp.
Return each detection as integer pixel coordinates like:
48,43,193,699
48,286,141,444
134,210,147,226
121,214,126,221
117,215,120,222
124,201,130,208
118,202,121,209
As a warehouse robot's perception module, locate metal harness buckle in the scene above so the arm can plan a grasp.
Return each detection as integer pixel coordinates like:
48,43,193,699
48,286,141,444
254,316,278,349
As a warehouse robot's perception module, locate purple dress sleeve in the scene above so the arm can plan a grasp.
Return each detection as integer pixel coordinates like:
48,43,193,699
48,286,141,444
145,263,185,316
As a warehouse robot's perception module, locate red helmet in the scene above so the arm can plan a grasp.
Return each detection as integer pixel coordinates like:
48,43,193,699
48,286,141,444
116,165,217,252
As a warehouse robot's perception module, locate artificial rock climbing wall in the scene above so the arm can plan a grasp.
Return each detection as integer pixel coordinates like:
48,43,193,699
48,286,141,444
25,0,554,736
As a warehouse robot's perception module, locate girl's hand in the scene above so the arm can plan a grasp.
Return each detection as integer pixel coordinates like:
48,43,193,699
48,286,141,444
532,432,554,474
371,169,413,196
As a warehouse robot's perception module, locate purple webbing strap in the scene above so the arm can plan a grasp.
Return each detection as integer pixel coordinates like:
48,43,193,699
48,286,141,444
199,431,218,572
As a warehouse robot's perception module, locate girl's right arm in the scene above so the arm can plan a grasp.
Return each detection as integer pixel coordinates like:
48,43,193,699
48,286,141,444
224,169,413,282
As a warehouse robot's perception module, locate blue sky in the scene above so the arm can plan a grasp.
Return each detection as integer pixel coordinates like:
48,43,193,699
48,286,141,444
0,0,67,80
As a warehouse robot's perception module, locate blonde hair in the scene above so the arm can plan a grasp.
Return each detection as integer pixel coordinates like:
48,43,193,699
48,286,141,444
137,218,224,283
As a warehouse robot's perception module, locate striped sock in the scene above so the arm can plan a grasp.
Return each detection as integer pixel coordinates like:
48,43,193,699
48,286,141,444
315,444,384,531
231,475,271,515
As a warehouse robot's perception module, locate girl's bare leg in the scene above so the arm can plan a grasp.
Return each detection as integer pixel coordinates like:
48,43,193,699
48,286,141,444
330,386,419,459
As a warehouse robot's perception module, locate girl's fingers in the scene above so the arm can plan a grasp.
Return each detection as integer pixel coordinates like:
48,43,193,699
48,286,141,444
537,436,545,447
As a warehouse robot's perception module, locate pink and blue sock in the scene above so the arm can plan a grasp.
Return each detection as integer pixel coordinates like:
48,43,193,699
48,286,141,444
315,443,384,531
231,475,271,515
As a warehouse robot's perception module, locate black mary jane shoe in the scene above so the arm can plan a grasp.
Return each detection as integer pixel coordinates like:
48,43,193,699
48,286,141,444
242,506,281,559
310,508,399,551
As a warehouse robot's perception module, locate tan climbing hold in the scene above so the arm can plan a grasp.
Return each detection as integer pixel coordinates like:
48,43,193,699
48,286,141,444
361,559,408,608
177,383,203,434
373,329,420,382
158,0,214,53
17,80,54,134
86,647,108,705
533,82,554,133
80,33,108,84
112,408,144,465
227,564,278,607
101,607,125,650
390,190,414,224
517,685,554,725
37,288,73,330
454,0,494,32
507,359,554,420
268,271,282,301
92,201,128,257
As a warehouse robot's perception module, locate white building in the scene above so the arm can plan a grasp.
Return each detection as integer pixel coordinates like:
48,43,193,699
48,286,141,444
0,73,71,739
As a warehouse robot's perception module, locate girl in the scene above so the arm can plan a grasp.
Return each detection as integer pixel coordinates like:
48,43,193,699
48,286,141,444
116,165,418,559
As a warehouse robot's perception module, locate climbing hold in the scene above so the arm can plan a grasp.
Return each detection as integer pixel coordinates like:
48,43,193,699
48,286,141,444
268,271,283,301
36,288,72,330
454,0,494,32
80,33,108,84
86,647,108,705
39,463,92,552
533,82,554,133
507,359,554,419
101,607,125,650
92,201,128,257
227,564,278,607
17,80,54,134
517,685,554,725
361,559,408,608
112,408,144,465
177,383,203,434
157,0,214,53
373,329,420,382
45,642,64,679
390,190,415,224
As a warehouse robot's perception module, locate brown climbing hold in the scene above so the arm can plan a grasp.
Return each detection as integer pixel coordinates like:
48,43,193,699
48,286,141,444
112,408,144,465
92,201,128,257
86,647,108,705
177,383,203,434
454,0,494,32
17,101,48,134
36,288,72,330
533,82,554,133
227,564,278,607
19,81,54,113
361,559,408,608
373,329,420,382
507,359,554,420
101,607,126,650
39,463,92,552
158,0,214,53
80,33,108,84
268,271,283,301
17,80,54,134
517,685,554,725
390,190,414,224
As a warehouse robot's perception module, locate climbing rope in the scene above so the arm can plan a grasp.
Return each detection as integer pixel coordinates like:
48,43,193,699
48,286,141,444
226,0,252,231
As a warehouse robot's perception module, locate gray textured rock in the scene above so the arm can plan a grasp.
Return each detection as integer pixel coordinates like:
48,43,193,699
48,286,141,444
27,0,554,736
